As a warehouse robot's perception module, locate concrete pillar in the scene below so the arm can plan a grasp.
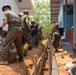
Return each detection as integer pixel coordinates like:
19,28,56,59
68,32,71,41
73,0,76,46
64,0,68,38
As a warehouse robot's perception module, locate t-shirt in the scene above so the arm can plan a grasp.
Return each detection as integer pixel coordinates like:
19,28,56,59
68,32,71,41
59,28,64,36
4,11,20,25
35,26,38,34
21,15,29,31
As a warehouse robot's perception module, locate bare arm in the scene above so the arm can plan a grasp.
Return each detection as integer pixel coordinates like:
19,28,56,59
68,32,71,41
2,19,8,28
26,18,32,32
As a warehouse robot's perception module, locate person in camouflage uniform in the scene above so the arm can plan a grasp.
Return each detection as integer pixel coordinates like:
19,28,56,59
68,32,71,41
51,24,61,52
34,24,39,46
0,4,23,65
21,10,32,46
18,13,23,26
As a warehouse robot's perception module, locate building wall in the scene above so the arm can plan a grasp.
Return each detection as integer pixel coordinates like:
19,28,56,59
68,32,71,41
58,0,73,40
58,1,73,30
0,0,19,31
63,15,73,30
73,0,76,44
66,29,74,45
58,1,64,28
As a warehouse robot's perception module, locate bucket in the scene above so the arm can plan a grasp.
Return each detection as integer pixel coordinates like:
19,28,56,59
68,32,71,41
24,43,29,50
14,45,24,50
70,65,76,75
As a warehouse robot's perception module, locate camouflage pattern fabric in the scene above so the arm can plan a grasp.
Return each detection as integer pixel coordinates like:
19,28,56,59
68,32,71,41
1,11,23,61
51,31,60,51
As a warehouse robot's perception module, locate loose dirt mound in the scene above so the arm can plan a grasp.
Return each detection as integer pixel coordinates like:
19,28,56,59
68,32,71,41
0,39,49,75
55,49,73,75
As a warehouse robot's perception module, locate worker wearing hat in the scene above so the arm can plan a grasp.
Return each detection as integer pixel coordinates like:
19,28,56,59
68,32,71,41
18,13,23,27
21,10,32,50
51,25,61,52
0,4,23,65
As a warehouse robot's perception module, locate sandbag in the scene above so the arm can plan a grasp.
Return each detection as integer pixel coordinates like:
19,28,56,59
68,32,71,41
8,49,17,63
0,47,17,63
0,29,17,63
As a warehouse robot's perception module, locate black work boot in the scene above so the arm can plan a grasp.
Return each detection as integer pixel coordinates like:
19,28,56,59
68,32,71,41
19,57,23,62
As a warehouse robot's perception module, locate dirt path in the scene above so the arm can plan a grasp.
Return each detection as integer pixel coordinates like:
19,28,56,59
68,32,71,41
0,39,49,75
0,49,43,75
55,49,73,75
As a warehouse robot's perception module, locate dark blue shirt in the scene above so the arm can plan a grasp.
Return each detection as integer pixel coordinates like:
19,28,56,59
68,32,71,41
31,25,35,36
31,25,38,36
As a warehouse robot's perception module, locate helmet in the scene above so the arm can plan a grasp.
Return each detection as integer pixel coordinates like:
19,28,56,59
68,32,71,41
19,13,23,17
39,26,43,29
23,10,29,15
2,4,11,11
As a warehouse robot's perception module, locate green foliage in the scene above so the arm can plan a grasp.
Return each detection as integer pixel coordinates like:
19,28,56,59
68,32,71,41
31,0,52,39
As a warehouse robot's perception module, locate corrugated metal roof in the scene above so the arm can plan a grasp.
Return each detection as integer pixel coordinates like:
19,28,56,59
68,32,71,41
50,0,60,22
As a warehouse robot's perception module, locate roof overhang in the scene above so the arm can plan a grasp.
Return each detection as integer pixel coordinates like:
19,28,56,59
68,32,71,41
50,0,60,23
63,0,74,5
16,0,34,16
50,0,74,23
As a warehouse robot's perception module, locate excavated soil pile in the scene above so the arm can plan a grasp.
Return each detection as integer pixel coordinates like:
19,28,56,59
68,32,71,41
0,39,49,75
55,49,73,75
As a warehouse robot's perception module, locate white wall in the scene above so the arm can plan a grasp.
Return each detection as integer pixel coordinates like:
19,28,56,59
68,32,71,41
0,0,19,31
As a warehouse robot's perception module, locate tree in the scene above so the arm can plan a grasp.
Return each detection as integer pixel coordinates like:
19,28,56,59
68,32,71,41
31,0,52,39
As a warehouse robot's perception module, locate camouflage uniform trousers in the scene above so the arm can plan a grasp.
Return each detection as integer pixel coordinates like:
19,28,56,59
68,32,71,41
30,35,35,47
2,26,23,61
51,32,60,51
22,29,30,45
34,34,40,46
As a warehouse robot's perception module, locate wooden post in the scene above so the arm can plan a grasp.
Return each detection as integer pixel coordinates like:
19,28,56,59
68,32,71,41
40,54,44,75
48,47,52,75
38,61,42,75
34,55,38,75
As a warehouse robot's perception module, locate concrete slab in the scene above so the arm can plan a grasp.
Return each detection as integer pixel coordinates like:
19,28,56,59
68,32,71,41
52,55,59,75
